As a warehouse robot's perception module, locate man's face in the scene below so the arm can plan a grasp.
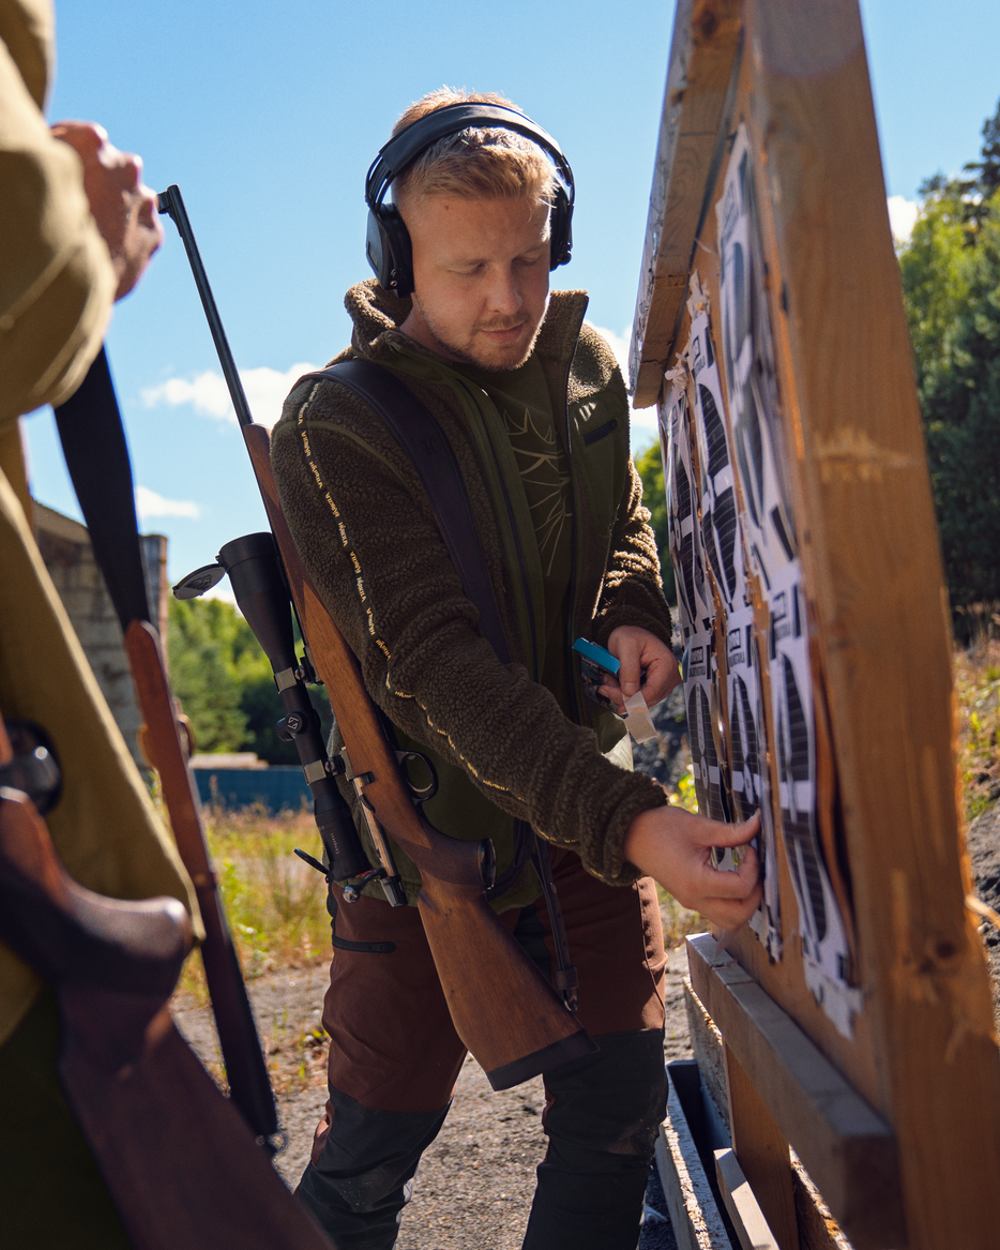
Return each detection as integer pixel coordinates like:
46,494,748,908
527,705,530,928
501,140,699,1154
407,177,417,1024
400,194,551,371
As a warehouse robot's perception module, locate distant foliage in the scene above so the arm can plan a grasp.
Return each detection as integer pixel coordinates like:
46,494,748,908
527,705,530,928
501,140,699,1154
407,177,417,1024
635,438,675,605
899,99,1000,625
167,596,330,761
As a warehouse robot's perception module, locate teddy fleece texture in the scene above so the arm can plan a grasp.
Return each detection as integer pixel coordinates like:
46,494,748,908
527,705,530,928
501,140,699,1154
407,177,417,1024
270,279,672,897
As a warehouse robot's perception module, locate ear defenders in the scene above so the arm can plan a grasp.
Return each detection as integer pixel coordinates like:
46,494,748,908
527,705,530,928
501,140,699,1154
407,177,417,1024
364,102,575,298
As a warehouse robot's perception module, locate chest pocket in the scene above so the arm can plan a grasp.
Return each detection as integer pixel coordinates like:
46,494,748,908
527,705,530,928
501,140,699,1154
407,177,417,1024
570,396,628,544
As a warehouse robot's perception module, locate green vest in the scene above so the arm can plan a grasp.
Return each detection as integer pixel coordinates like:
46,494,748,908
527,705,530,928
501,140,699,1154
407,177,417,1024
345,338,631,910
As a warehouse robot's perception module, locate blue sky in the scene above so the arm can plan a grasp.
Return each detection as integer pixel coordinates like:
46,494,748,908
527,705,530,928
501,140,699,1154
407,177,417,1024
22,0,1000,592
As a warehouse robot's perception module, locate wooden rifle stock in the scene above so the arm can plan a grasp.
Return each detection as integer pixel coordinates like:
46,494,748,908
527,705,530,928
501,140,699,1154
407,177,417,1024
123,618,282,1138
243,428,595,1088
0,723,335,1249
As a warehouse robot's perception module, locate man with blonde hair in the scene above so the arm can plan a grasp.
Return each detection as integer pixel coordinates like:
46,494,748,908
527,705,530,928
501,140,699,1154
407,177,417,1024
272,88,760,1249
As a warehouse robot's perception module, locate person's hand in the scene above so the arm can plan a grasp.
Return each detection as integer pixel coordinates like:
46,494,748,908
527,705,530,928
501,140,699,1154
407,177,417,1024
52,121,162,300
600,625,680,713
624,805,762,930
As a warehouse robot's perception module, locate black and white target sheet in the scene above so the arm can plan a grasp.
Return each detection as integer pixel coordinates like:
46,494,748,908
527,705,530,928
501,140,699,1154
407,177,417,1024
657,123,861,1036
717,124,859,1035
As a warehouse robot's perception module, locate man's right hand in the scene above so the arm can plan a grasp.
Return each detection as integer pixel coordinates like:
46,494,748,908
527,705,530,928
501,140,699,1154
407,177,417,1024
624,804,762,930
52,121,162,300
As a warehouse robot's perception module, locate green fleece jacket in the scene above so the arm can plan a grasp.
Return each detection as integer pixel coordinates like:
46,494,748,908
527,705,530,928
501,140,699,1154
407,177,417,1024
270,280,672,900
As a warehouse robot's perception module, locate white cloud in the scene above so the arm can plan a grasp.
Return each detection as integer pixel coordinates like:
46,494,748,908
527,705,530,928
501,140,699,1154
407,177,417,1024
887,195,919,245
135,485,201,520
142,361,320,429
590,323,632,384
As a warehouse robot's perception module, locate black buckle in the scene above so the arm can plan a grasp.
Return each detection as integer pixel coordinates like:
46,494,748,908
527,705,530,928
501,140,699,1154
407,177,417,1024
0,721,62,814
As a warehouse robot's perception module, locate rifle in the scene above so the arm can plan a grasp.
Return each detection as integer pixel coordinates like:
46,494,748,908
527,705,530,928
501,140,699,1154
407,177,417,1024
159,184,595,1090
0,718,335,1249
54,349,281,1150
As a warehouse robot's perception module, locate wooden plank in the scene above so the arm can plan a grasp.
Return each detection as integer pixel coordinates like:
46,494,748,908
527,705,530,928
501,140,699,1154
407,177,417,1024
724,1047,798,1250
791,1155,853,1250
685,977,852,1250
658,1065,733,1250
733,3,1000,1247
714,1148,779,1250
628,0,742,406
688,933,902,1249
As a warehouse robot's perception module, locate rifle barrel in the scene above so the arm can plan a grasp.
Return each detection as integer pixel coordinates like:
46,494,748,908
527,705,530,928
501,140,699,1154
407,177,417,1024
157,185,254,429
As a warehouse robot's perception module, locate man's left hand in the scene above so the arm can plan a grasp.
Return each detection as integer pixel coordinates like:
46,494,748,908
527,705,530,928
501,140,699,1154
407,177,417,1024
600,626,680,714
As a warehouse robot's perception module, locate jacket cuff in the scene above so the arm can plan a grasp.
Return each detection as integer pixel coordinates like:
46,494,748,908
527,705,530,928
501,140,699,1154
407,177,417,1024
588,772,669,886
591,604,675,653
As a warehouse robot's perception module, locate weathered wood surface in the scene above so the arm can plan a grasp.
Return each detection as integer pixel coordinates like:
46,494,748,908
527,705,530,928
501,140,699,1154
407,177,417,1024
724,1047,798,1250
737,4,1000,1248
628,0,742,407
688,935,900,1250
714,1147,779,1250
631,0,1000,1245
685,975,854,1250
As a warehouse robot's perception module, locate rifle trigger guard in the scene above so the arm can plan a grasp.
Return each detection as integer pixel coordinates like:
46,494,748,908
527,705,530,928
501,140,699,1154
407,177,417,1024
396,750,438,802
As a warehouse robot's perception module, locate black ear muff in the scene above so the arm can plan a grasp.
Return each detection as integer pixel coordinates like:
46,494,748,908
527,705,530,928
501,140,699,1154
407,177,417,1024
548,183,572,270
364,101,575,296
366,203,415,297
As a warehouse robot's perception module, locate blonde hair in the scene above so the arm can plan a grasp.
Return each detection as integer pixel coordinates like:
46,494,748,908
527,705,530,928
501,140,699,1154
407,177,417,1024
390,87,556,209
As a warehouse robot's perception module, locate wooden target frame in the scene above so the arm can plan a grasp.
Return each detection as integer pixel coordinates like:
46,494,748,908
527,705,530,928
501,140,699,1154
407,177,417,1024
629,3,1000,1248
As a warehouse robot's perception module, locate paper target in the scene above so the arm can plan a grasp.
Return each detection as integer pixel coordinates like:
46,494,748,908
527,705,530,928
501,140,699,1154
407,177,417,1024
661,381,714,640
717,125,796,591
690,306,746,614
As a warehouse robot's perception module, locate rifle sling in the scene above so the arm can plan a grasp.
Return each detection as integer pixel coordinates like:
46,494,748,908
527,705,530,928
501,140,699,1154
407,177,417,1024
308,361,575,999
310,359,511,665
53,348,151,633
52,348,280,1149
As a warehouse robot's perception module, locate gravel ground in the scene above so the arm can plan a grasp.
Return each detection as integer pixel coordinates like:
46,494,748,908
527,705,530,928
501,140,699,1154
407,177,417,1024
173,942,691,1250
173,801,1000,1249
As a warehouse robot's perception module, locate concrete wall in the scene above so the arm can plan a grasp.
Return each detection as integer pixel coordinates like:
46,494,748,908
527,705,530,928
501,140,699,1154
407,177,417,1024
33,500,167,770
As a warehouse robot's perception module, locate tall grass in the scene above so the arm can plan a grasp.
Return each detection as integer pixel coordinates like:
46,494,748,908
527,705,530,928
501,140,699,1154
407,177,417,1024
954,633,1000,822
177,804,332,1001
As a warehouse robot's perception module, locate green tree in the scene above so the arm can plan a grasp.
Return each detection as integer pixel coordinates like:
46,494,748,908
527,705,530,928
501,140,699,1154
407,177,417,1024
635,437,675,605
924,196,1000,615
167,595,331,763
167,598,249,752
899,143,1000,620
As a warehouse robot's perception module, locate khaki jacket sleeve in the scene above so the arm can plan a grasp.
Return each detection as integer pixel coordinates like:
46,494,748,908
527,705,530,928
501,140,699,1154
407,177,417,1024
271,382,668,886
0,33,114,428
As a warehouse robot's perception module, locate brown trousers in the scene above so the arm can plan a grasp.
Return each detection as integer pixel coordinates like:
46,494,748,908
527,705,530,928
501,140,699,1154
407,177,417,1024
315,846,666,1120
296,848,668,1249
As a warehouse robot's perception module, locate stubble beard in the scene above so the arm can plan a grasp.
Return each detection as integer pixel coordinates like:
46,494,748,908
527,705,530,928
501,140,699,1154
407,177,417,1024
413,300,547,373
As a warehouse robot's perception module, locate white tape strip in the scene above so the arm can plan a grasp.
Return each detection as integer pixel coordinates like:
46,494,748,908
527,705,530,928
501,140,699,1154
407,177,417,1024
622,691,658,744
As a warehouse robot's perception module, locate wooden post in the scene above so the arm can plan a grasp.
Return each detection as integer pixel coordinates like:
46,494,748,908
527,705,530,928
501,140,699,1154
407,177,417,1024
630,2,1000,1247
